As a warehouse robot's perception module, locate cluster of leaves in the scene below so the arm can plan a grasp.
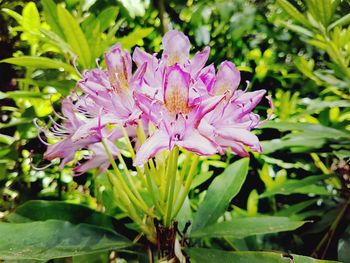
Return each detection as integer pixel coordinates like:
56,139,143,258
0,0,349,262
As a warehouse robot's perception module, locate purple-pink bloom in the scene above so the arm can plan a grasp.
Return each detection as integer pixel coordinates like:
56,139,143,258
133,64,222,166
37,29,272,171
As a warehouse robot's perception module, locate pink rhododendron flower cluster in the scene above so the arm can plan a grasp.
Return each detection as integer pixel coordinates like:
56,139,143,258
37,30,271,174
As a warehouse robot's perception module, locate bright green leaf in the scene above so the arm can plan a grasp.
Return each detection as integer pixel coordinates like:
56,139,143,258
191,158,249,232
1,56,76,74
42,0,65,39
57,5,91,68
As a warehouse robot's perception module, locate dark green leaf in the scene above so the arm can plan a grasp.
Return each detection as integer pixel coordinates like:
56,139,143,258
190,217,307,239
260,175,331,198
185,248,339,263
0,220,131,260
338,226,350,263
191,158,249,232
6,200,116,230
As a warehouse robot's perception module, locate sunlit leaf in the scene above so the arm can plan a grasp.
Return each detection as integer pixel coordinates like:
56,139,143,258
1,56,76,74
57,5,91,68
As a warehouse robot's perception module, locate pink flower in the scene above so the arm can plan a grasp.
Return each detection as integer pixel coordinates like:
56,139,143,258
199,89,271,157
40,98,106,170
74,141,119,175
37,29,272,172
78,44,146,125
132,30,210,99
133,65,222,166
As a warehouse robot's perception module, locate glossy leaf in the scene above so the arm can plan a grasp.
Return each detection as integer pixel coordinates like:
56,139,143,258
185,248,339,263
1,56,76,74
260,175,331,198
0,220,131,261
190,216,307,239
191,158,249,232
6,200,116,230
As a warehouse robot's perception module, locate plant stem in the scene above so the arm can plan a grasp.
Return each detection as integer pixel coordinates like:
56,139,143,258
312,198,350,258
174,151,192,199
164,146,179,226
102,139,151,215
106,170,142,225
172,155,199,219
116,152,149,208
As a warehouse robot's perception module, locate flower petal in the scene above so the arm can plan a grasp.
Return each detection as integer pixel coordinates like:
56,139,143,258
104,44,132,89
217,127,262,152
211,61,240,95
215,137,250,157
164,65,191,114
190,46,210,76
162,30,191,66
134,130,169,166
177,129,217,156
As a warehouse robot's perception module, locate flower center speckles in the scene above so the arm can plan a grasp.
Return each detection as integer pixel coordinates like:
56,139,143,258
167,53,180,66
165,88,191,114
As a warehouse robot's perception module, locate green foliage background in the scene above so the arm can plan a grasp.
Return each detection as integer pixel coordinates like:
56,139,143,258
0,0,349,262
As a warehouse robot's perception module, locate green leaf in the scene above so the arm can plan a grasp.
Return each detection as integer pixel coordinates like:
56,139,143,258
328,13,350,30
42,0,65,39
6,200,116,230
17,78,75,96
39,28,74,55
1,8,23,24
275,199,317,218
0,90,51,100
0,220,131,261
276,0,311,27
260,175,331,198
0,134,15,145
117,27,153,50
261,122,349,139
338,226,350,263
190,217,307,239
22,2,40,32
190,171,213,189
0,118,33,129
96,7,119,32
247,189,259,217
185,248,340,263
1,56,76,74
191,158,249,232
57,5,91,68
276,20,314,37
